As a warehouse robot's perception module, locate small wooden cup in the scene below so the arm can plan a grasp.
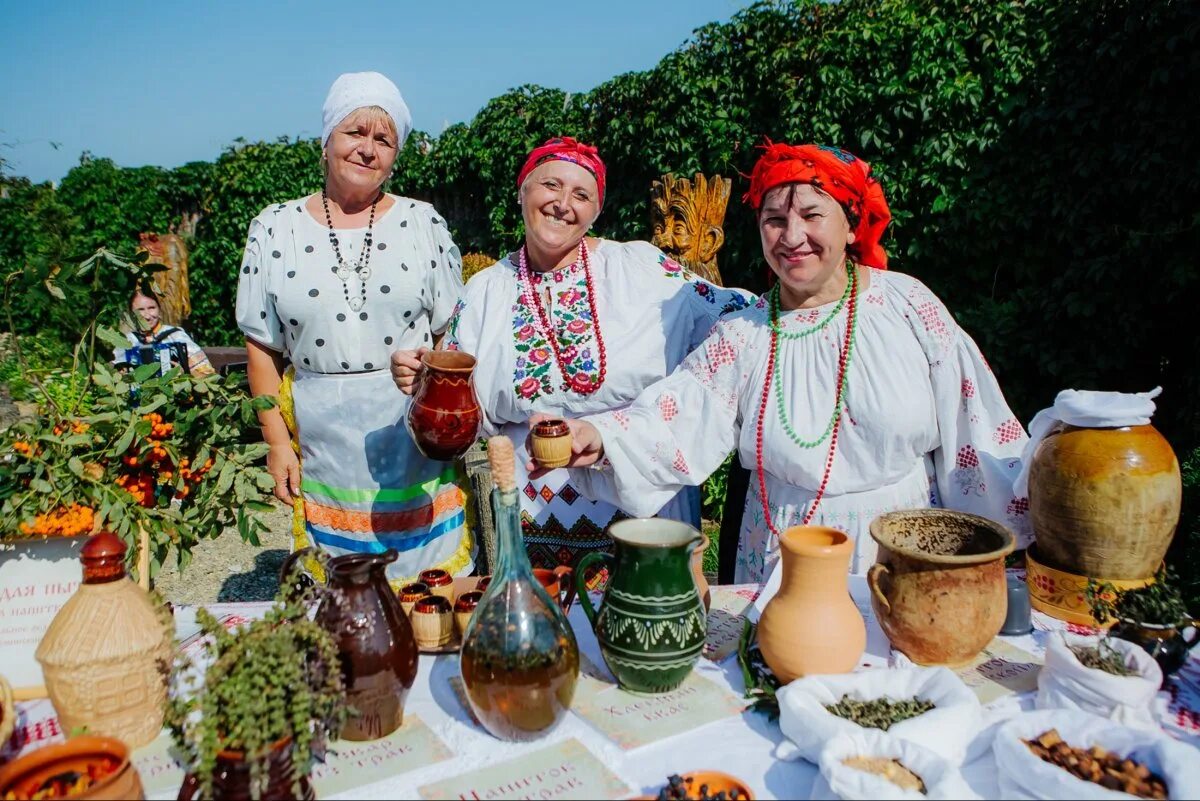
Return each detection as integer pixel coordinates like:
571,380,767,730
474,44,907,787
419,568,454,602
453,591,482,637
398,582,430,617
530,419,573,469
411,595,453,649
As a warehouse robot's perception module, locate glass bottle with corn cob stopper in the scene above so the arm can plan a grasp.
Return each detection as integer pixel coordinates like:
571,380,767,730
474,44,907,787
459,436,580,740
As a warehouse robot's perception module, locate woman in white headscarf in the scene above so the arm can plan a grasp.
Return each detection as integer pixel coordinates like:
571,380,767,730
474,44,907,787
236,71,471,585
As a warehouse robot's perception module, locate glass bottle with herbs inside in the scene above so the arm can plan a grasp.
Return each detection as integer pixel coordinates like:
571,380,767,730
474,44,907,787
459,436,580,741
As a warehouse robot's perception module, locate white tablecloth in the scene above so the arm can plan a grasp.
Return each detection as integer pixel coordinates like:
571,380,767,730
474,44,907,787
7,574,1199,800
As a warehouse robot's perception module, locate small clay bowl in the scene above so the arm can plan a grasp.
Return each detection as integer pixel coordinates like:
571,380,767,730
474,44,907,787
453,590,482,636
678,771,755,800
398,581,431,617
530,419,573,469
0,735,144,801
476,575,491,592
418,568,454,601
411,595,454,649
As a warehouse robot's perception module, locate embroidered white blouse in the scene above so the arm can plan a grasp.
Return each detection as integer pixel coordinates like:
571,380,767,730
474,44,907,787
572,268,1032,581
235,194,462,371
445,240,753,566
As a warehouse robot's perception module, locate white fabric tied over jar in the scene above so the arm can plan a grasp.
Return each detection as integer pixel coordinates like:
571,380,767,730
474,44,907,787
1014,386,1162,498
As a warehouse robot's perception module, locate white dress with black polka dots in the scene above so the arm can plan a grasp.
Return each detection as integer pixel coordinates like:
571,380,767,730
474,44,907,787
236,194,461,372
235,194,473,585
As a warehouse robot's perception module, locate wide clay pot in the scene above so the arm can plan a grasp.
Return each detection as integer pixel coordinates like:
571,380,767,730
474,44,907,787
177,738,311,801
281,547,418,741
1029,423,1181,580
576,519,707,694
405,350,483,461
869,510,1015,666
757,527,864,683
0,735,144,800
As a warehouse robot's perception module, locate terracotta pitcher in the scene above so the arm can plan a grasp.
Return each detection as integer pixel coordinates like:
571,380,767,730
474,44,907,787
576,519,707,694
406,350,483,461
757,527,864,683
869,510,1015,666
1029,423,1181,579
280,548,418,741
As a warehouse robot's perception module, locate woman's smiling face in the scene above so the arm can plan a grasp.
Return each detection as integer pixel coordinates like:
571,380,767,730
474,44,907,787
758,182,855,297
324,106,398,195
519,160,600,258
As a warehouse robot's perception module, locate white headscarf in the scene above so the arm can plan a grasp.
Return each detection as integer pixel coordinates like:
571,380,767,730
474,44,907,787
321,71,412,150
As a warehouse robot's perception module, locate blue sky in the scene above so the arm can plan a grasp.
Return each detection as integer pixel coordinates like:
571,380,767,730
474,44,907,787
0,0,749,184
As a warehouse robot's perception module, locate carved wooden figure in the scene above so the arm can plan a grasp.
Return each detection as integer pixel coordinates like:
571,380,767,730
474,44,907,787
138,232,191,326
650,172,732,286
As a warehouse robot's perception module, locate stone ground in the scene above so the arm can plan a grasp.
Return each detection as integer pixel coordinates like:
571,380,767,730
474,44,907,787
154,502,294,606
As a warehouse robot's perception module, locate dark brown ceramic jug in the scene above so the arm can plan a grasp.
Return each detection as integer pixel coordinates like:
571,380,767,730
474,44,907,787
406,350,483,461
280,548,418,741
178,738,311,800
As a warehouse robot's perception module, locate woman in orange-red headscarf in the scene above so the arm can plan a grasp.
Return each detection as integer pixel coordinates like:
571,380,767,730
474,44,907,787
391,137,753,577
547,142,1032,581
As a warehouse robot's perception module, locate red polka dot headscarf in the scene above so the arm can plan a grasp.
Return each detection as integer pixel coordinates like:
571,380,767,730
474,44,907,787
744,141,892,269
516,137,607,208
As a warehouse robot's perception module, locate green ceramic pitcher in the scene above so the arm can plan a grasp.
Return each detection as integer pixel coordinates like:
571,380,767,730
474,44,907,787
575,519,707,694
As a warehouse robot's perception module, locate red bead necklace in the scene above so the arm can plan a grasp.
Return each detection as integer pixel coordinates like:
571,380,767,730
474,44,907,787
756,265,860,538
517,240,608,395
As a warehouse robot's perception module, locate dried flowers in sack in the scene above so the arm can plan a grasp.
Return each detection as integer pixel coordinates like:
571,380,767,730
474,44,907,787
993,708,1200,800
811,729,979,800
776,666,981,765
1036,632,1162,730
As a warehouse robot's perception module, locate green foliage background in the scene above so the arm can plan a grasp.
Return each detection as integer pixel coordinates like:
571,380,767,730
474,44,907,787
2,0,1198,600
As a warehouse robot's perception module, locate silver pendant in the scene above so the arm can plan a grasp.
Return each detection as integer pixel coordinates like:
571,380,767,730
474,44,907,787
336,264,353,281
356,266,372,281
348,296,365,312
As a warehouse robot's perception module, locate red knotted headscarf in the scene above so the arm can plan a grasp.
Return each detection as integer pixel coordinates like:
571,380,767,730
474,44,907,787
744,142,892,269
516,136,607,207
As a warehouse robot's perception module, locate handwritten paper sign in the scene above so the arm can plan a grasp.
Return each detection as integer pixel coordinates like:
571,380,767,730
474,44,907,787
0,536,86,691
702,586,757,662
954,638,1042,704
313,715,453,796
418,738,630,800
573,663,745,750
131,733,187,796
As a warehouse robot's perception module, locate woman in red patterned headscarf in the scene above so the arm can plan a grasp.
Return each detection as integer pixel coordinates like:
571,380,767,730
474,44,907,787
552,141,1032,582
391,136,753,578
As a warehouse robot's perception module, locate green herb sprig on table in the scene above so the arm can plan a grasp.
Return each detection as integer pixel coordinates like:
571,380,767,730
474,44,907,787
736,620,781,718
1086,567,1191,628
823,695,935,731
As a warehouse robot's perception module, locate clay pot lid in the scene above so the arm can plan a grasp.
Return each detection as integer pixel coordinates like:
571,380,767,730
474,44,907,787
454,591,482,612
80,531,127,583
533,419,570,438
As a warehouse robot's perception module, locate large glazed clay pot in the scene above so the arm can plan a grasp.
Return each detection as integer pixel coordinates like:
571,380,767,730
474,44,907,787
869,510,1015,666
757,527,864,683
177,738,311,801
0,736,144,800
281,548,418,741
1029,423,1181,580
576,519,706,694
406,350,483,461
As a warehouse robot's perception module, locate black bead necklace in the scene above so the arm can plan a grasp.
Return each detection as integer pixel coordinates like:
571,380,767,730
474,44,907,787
322,189,379,312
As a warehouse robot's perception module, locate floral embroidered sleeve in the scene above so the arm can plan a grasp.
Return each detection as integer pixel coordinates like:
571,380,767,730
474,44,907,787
654,250,757,349
892,274,1033,545
571,318,749,517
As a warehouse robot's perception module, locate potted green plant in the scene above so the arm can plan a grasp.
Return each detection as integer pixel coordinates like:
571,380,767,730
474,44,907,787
1087,567,1199,680
165,578,349,801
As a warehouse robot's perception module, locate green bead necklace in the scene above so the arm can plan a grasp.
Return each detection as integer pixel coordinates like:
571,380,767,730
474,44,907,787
769,265,860,449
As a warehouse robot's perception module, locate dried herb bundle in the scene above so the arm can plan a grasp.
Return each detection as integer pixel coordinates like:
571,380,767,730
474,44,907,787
736,620,781,718
1086,567,1191,628
1069,640,1138,676
823,695,935,731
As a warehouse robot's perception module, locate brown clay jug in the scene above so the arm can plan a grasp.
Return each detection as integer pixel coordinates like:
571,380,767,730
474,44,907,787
280,548,417,741
1029,423,1181,580
757,527,864,683
35,531,171,749
406,350,483,461
177,738,311,801
869,509,1014,666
